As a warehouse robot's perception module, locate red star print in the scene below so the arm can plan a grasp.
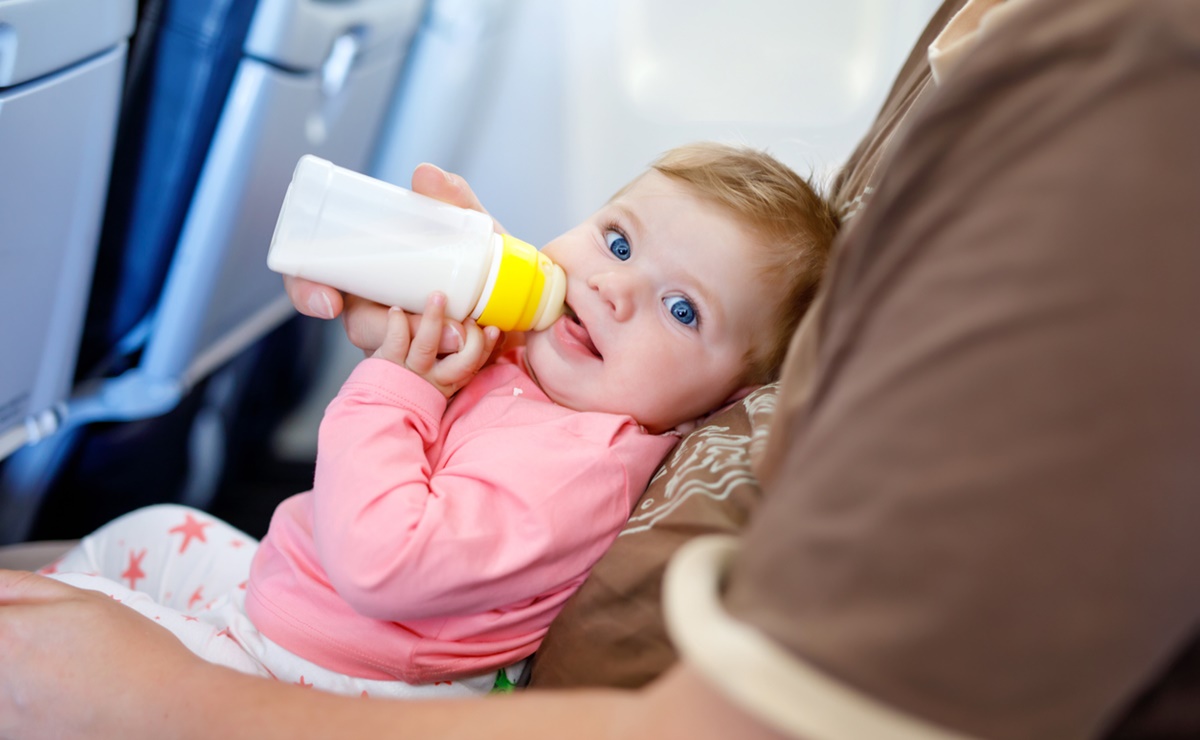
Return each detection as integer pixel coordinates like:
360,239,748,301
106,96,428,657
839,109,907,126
187,586,205,610
121,549,147,590
295,676,313,688
216,628,235,641
182,615,199,622
168,513,213,554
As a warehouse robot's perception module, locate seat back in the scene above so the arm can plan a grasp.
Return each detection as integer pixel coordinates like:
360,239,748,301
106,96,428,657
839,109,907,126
141,0,424,394
0,0,425,544
0,0,137,461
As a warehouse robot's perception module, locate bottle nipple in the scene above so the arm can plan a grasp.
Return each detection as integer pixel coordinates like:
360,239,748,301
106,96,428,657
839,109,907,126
531,256,567,331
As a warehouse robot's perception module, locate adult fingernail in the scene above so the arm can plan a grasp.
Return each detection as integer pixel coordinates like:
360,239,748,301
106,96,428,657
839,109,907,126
308,292,335,319
421,162,453,185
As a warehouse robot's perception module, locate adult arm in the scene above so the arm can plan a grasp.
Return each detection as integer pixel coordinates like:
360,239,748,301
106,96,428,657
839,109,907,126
0,569,790,740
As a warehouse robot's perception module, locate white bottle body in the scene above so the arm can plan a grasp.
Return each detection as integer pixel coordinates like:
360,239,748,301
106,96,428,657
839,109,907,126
268,155,499,323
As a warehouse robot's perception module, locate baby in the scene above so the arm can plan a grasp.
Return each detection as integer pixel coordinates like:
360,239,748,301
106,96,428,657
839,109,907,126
42,142,839,697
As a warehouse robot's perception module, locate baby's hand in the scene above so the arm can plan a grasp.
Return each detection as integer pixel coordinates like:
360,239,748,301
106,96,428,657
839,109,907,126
372,293,501,398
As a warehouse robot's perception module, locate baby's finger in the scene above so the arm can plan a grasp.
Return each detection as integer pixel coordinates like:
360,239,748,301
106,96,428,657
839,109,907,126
406,293,447,375
433,320,485,379
372,307,412,364
432,322,498,389
433,319,467,356
479,326,502,370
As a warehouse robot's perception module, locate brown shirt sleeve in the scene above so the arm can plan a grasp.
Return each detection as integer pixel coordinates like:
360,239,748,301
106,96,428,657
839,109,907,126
755,0,973,487
710,0,1200,738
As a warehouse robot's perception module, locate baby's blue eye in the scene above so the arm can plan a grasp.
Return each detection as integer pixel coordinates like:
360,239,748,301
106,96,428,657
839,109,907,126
605,230,631,261
664,296,698,326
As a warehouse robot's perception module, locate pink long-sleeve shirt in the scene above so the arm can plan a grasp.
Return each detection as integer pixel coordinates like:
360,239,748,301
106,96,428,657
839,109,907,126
245,349,677,684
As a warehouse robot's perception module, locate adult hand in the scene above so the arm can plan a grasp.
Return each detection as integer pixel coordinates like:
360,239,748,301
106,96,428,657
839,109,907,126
0,570,199,738
0,571,787,740
282,163,504,356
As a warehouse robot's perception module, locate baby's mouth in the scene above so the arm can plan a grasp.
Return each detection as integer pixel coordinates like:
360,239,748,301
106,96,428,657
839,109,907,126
562,305,602,359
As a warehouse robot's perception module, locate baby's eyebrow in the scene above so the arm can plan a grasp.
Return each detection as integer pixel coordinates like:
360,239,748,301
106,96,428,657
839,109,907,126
664,251,722,330
688,272,721,328
610,202,645,243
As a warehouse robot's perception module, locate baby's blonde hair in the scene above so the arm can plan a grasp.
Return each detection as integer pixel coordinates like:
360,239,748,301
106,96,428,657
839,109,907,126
630,142,840,383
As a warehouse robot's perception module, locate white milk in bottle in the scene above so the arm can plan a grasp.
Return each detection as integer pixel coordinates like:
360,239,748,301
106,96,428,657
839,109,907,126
267,155,565,332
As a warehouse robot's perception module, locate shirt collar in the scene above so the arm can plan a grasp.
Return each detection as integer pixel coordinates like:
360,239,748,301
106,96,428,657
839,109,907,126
928,0,1039,85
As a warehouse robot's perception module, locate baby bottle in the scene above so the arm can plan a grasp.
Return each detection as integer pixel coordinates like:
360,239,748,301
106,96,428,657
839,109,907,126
267,155,566,332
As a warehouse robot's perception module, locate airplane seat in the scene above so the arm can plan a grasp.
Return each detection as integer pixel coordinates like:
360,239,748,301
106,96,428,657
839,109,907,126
76,0,258,380
0,0,427,544
0,0,137,526
4,0,265,542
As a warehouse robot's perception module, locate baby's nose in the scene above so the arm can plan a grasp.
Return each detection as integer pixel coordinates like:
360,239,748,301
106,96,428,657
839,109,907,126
587,271,638,322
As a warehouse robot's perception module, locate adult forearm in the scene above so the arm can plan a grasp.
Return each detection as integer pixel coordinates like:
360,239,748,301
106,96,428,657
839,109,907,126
0,568,786,740
163,660,788,740
168,663,633,740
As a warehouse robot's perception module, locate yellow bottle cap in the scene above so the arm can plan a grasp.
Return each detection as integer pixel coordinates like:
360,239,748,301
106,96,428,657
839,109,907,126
477,234,566,331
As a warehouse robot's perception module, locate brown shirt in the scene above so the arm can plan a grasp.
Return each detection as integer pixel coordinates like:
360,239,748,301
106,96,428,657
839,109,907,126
707,0,1200,738
755,0,972,487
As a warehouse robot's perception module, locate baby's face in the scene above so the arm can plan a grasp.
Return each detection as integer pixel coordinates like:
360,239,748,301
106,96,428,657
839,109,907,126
523,171,773,433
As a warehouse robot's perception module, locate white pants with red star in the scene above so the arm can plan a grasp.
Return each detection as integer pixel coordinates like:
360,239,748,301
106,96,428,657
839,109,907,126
44,504,518,698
